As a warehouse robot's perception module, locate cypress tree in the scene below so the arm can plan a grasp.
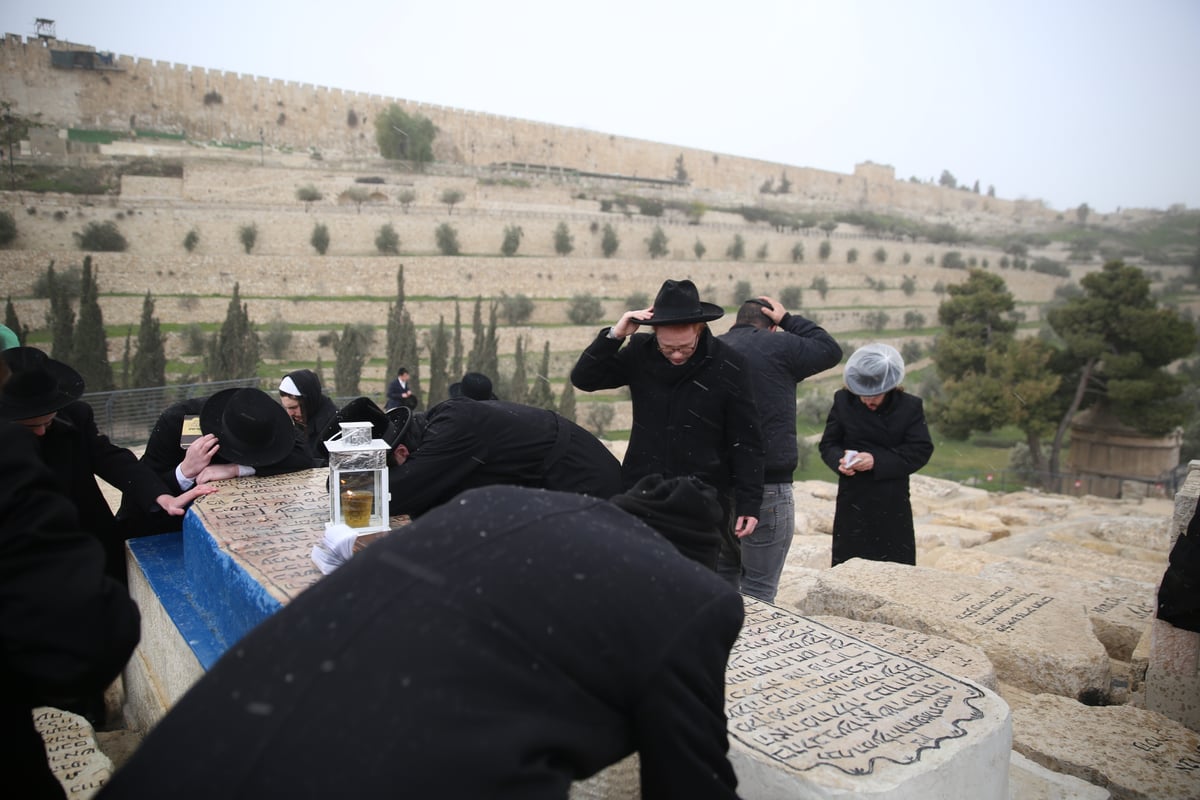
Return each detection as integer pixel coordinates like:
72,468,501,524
385,265,421,405
207,283,260,380
72,256,114,391
330,323,374,396
557,381,577,423
44,263,76,363
527,341,556,411
425,316,449,407
451,302,463,380
466,297,484,374
508,336,528,405
5,296,29,344
131,291,167,388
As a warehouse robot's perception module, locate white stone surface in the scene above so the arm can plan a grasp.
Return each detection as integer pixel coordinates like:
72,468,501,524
35,707,113,799
1008,750,1112,800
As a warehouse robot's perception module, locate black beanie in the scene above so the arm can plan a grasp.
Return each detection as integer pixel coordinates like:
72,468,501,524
610,474,725,570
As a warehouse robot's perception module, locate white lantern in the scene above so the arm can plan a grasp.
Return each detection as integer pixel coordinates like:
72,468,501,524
325,421,390,535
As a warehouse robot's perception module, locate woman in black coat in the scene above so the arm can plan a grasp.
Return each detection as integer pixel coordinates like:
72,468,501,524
279,369,338,464
819,343,934,567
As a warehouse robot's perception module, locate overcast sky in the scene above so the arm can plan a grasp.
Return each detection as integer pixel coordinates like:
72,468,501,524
3,0,1197,213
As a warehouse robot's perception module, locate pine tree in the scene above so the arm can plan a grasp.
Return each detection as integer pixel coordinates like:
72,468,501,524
508,336,528,405
527,341,556,411
44,263,75,363
385,265,421,407
557,381,577,423
207,283,260,380
425,316,449,407
131,291,167,388
72,256,114,391
5,295,29,344
451,302,463,380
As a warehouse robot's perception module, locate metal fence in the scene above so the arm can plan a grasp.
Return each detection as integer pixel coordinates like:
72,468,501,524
84,379,262,448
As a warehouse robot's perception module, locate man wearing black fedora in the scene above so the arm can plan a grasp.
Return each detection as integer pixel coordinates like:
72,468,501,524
117,387,314,537
571,278,764,572
0,347,210,583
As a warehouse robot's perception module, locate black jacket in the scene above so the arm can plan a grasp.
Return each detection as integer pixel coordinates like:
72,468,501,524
572,327,764,518
116,396,314,536
719,314,842,482
390,398,622,517
282,369,338,464
818,389,934,566
97,486,744,799
1,423,140,799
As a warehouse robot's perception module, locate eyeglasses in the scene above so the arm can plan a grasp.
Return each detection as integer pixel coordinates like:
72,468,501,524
656,337,699,358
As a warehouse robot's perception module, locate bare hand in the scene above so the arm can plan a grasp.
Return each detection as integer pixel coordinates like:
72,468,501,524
156,484,218,516
757,295,787,325
734,515,758,539
839,451,874,475
611,307,655,339
180,433,220,480
195,463,241,484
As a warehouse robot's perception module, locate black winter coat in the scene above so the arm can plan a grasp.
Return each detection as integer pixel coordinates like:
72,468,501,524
116,396,314,536
571,327,764,518
97,486,744,800
818,389,934,566
1,423,140,799
390,398,622,517
282,369,338,464
719,314,842,482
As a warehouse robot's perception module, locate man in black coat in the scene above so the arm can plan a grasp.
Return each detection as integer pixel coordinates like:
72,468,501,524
818,343,934,567
116,388,315,537
571,279,764,571
0,348,203,583
718,296,842,601
97,485,745,799
1,378,140,798
388,396,622,517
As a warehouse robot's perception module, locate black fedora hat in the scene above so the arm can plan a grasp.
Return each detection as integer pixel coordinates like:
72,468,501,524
0,346,86,421
449,372,497,401
317,397,393,458
642,279,724,325
199,388,296,467
385,405,426,451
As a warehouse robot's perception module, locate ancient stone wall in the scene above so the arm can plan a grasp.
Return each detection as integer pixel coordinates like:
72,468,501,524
1,32,1060,228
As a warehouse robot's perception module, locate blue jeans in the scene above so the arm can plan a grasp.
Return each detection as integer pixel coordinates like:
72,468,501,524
718,483,794,602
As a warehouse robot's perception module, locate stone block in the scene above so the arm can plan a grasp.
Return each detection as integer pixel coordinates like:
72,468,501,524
1008,750,1112,800
34,707,113,799
926,509,1010,536
1146,619,1200,733
1012,694,1200,800
801,559,1111,700
1025,540,1166,585
914,523,996,551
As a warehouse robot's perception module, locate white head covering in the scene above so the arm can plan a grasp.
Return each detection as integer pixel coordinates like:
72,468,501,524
279,375,302,396
844,343,905,396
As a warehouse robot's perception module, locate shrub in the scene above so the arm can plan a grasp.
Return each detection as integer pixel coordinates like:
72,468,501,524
847,248,859,264
636,198,663,217
901,252,912,264
435,223,460,255
726,234,745,261
625,291,650,309
863,310,890,332
901,276,917,296
693,239,706,260
818,240,832,261
903,310,926,330
263,317,293,359
646,226,668,259
501,224,524,257
734,281,753,304
901,341,923,364
810,276,829,299
440,188,465,214
375,223,400,255
311,222,330,255
941,251,966,270
397,189,416,212
1031,257,1070,277
780,286,802,307
183,228,199,252
0,210,16,246
566,293,604,325
74,220,127,252
874,247,888,264
600,199,613,213
790,242,804,263
181,323,208,356
601,224,620,258
756,243,769,261
239,223,258,254
296,184,322,210
586,403,615,437
553,222,574,255
499,293,535,324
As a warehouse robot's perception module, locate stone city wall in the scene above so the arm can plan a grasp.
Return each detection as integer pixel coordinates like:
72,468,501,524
1,33,1059,228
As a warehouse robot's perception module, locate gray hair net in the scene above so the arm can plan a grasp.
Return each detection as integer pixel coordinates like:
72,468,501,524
844,343,905,396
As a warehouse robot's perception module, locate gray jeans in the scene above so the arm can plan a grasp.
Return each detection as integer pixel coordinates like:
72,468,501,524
717,482,795,603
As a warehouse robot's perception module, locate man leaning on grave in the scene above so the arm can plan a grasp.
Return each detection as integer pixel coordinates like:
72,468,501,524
96,485,745,799
571,278,764,573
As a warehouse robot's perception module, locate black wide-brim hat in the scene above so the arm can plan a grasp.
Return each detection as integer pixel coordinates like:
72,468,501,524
317,397,395,459
0,346,86,421
199,387,296,467
642,279,724,325
385,405,426,451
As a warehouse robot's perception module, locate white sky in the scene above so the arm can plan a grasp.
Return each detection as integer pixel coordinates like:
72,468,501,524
3,0,1198,213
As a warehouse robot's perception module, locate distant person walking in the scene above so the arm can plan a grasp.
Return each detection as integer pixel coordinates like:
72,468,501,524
718,296,842,601
819,344,933,567
385,367,418,410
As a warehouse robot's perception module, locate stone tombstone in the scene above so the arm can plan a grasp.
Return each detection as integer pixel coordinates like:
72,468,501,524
724,599,1011,799
34,707,113,799
801,559,1111,701
1146,460,1200,732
